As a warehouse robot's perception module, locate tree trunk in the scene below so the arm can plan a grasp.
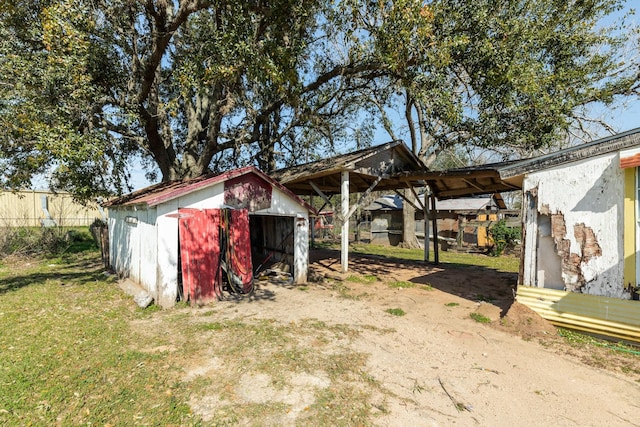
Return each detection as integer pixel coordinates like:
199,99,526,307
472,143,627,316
401,189,421,249
400,93,422,249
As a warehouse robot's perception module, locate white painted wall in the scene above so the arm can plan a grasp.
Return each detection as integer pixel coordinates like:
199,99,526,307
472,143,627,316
138,207,158,293
108,206,159,298
108,208,130,278
293,215,309,283
522,152,625,298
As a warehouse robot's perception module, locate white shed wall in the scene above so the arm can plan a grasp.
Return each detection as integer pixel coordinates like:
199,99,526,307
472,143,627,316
522,152,625,297
153,200,179,307
108,206,158,294
110,178,310,308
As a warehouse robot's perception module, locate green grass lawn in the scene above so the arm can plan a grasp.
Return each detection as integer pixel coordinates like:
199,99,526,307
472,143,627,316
344,242,520,273
4,233,634,425
0,232,376,426
0,244,197,426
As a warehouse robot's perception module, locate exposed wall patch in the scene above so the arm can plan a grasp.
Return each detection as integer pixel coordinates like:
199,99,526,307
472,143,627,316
545,212,602,292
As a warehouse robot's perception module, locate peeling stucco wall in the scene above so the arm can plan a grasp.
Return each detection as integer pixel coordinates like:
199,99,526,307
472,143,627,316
522,152,625,298
545,209,603,292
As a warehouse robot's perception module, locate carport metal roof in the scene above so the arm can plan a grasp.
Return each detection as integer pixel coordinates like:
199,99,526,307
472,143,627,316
271,140,428,195
271,142,523,200
271,141,523,272
404,162,523,199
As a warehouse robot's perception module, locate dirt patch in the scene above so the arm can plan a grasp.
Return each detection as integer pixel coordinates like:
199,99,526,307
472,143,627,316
133,248,640,425
493,300,558,340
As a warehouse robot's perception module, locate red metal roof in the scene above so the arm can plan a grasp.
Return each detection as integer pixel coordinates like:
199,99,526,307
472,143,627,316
104,166,316,213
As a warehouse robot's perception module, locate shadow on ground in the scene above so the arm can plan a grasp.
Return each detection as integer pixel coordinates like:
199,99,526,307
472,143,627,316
0,256,105,295
309,248,518,316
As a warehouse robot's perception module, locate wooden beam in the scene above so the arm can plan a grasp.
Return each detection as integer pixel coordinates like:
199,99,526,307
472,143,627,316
309,181,337,217
409,185,426,210
462,178,485,192
435,182,518,198
347,175,383,220
393,189,422,211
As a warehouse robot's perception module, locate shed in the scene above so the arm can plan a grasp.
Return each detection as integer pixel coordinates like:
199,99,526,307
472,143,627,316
362,194,508,248
104,166,314,307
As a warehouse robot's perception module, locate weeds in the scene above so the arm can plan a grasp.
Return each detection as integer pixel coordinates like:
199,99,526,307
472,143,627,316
346,274,378,283
388,280,415,289
555,328,640,378
558,329,640,356
470,312,491,323
331,282,360,300
0,226,97,259
385,308,406,316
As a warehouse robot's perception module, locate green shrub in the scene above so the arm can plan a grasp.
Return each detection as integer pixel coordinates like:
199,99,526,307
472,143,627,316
488,219,521,256
0,226,95,258
385,308,405,316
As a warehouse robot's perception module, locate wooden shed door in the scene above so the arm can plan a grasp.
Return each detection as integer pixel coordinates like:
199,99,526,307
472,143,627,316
178,208,221,305
223,209,253,291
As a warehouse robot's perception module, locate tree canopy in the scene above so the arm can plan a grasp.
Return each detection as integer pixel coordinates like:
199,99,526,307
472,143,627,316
0,0,637,200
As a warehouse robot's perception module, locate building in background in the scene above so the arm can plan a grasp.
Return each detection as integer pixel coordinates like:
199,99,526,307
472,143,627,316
0,190,104,227
362,193,513,251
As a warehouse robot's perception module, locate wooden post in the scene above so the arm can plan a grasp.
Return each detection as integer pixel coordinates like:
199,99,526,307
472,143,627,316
310,195,316,248
430,194,439,264
341,171,349,273
424,193,430,262
101,225,110,268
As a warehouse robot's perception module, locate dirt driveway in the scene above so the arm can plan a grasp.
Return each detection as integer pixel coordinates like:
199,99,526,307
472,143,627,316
175,249,640,426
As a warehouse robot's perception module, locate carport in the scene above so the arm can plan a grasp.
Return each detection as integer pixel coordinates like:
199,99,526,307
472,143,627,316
271,142,521,272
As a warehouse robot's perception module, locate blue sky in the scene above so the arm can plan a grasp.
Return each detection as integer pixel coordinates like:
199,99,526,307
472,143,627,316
124,2,639,190
127,100,640,190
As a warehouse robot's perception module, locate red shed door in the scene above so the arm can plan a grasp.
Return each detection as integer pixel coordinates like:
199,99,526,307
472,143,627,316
178,208,221,305
226,209,253,292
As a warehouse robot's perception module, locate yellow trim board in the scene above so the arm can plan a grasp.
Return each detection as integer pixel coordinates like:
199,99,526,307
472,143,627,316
517,286,640,343
623,167,635,287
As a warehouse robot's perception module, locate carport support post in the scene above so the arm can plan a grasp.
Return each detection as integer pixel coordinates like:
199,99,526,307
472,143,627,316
424,198,429,262
341,171,349,272
430,194,439,264
310,195,316,248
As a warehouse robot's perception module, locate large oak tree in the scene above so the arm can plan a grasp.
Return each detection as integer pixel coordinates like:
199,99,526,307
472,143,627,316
0,0,637,201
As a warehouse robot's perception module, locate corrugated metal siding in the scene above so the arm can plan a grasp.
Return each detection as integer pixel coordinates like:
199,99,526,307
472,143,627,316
0,190,103,227
517,286,640,343
138,208,157,292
